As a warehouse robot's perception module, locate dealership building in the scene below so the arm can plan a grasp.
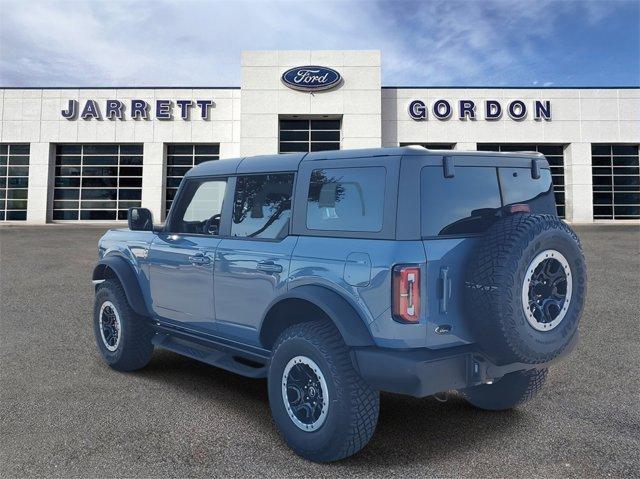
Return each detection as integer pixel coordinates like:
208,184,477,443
0,50,638,224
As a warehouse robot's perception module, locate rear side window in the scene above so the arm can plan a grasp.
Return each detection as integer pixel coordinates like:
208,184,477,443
421,166,501,236
231,173,294,239
306,167,386,232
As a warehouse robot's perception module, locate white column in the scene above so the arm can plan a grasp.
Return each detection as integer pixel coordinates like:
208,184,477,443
455,142,477,151
26,143,54,224
564,142,593,223
141,142,165,222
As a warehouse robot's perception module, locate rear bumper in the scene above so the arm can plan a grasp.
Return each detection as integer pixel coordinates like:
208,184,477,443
352,332,578,398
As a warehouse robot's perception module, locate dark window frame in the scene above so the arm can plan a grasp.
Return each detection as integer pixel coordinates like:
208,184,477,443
591,144,640,220
53,144,143,221
0,144,30,221
279,119,341,154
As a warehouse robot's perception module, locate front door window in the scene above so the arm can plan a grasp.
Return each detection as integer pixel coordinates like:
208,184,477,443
170,179,227,235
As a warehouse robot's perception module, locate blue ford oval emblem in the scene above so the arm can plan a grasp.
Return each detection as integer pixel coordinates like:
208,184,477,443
281,66,342,92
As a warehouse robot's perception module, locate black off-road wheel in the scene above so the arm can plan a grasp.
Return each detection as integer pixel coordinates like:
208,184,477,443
465,214,587,364
93,279,154,371
268,321,380,462
462,368,548,411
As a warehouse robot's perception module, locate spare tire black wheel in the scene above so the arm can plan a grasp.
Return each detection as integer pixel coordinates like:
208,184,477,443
465,213,587,364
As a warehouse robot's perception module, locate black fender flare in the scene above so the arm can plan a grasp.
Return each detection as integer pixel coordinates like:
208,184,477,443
259,285,375,348
92,255,150,317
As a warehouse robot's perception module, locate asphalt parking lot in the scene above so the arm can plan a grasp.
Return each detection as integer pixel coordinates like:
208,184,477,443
1,224,639,478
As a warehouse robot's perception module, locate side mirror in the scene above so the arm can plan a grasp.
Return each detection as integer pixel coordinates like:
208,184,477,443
128,207,153,231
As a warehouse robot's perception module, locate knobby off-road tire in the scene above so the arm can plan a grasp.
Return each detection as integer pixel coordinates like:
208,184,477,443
268,321,380,462
462,368,548,411
465,214,587,364
93,279,154,371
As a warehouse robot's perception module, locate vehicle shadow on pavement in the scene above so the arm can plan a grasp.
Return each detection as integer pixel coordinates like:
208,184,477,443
345,393,528,467
136,349,530,468
136,350,273,428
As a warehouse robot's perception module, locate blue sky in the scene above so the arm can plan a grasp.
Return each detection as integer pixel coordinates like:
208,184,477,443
0,0,638,87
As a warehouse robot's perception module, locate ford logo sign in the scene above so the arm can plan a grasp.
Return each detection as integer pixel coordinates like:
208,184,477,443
281,66,342,92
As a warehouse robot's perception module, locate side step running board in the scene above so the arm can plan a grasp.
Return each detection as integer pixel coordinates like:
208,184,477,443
152,333,269,379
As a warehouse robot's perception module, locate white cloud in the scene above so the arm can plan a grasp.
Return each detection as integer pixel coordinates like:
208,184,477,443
0,0,621,86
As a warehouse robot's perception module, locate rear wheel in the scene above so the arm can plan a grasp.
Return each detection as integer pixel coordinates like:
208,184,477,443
462,368,548,411
93,279,154,371
268,321,379,462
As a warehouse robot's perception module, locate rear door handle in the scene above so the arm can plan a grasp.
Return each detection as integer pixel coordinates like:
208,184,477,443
189,254,211,265
256,261,283,273
439,267,452,314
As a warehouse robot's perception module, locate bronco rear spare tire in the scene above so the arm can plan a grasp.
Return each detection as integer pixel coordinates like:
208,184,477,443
465,214,586,364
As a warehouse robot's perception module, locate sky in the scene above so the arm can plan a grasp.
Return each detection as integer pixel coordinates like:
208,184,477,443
0,0,638,87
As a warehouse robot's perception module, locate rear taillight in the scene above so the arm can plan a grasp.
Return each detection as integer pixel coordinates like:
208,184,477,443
392,265,421,323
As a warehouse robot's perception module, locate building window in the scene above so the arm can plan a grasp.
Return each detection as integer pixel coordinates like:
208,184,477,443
399,143,455,150
279,119,341,153
478,144,566,218
53,144,143,221
166,144,220,216
592,144,639,220
0,144,29,221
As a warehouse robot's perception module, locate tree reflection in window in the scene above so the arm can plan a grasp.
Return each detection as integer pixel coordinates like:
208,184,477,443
307,170,347,219
306,167,386,232
232,174,294,239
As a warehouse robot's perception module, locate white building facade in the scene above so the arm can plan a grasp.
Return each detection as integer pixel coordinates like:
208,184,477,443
1,50,638,224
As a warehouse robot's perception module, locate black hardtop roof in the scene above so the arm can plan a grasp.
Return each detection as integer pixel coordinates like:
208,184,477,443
185,146,545,177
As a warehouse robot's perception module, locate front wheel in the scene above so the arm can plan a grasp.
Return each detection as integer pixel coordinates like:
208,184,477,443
268,321,380,462
93,279,154,371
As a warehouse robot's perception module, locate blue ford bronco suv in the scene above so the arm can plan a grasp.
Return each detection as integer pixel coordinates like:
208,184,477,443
92,146,586,462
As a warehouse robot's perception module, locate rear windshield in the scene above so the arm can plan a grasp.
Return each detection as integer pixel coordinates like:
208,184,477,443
421,164,554,237
498,167,555,212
